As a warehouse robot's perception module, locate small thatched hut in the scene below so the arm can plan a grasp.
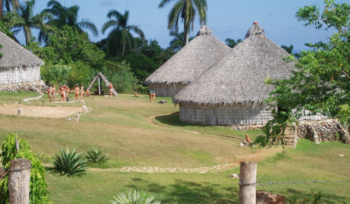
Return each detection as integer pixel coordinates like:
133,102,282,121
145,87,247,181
173,22,296,126
144,26,231,97
0,31,45,92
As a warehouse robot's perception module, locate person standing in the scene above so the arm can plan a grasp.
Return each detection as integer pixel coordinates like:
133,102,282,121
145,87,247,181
73,84,80,102
80,84,84,101
47,86,52,102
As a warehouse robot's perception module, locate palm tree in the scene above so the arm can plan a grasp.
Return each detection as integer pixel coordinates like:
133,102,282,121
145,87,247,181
102,10,145,56
0,0,19,18
4,0,50,45
40,0,98,42
158,0,207,46
281,44,294,54
225,38,241,48
168,31,194,51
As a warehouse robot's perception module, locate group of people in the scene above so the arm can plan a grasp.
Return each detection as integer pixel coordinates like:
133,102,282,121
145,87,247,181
47,84,90,103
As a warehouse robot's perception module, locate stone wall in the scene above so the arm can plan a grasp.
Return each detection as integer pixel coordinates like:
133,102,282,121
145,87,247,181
297,120,350,144
0,66,41,85
149,83,187,97
179,103,274,126
0,80,47,93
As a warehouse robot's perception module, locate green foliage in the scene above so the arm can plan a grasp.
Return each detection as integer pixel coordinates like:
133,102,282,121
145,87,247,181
0,21,17,41
85,147,108,165
168,31,194,51
101,60,138,93
296,0,350,33
158,0,207,45
48,147,87,177
40,62,71,86
0,133,50,204
102,10,145,56
66,61,91,88
3,0,51,45
257,0,350,148
116,39,174,80
287,191,327,204
111,190,161,204
225,38,241,48
28,25,104,69
34,152,48,162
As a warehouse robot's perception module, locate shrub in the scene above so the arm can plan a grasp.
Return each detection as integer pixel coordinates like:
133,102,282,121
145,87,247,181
86,147,108,165
48,147,87,177
0,133,50,204
111,190,161,204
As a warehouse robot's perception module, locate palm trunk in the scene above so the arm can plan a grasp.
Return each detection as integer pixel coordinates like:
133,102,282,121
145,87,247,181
11,0,18,12
184,19,189,46
24,26,32,46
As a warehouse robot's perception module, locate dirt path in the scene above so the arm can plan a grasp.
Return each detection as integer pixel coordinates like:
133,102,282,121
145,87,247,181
22,93,43,102
0,104,82,118
42,147,280,174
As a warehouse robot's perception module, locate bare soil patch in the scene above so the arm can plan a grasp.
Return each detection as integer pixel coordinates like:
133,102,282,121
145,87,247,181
0,104,82,118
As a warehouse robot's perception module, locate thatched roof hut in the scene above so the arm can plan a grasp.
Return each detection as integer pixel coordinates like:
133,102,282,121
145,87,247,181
173,22,296,126
144,26,231,97
0,31,44,86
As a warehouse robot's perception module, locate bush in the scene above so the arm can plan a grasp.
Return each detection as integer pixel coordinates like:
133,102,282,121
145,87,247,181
48,147,87,177
41,62,71,86
85,147,108,165
0,133,50,204
111,190,161,204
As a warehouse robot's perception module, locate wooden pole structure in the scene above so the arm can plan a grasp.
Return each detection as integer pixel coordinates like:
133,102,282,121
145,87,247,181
9,159,31,204
98,77,101,95
239,161,257,204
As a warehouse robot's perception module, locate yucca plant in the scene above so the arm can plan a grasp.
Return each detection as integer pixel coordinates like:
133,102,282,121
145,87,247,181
111,190,161,204
85,147,108,165
48,147,87,177
34,152,47,162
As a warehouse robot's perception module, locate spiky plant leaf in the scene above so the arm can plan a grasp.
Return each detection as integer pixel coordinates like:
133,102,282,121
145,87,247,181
111,190,161,204
85,147,108,165
48,147,87,177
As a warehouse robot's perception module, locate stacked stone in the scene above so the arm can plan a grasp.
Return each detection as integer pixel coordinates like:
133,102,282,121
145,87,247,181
0,80,47,93
297,120,340,142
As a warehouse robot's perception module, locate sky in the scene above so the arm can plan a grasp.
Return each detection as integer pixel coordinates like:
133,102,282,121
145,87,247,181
14,0,349,52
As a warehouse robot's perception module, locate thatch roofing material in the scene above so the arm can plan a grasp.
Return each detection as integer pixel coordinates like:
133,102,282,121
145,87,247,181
173,24,295,106
144,26,231,85
245,22,265,39
0,31,44,69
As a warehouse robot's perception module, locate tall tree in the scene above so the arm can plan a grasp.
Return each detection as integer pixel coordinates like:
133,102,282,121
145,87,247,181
4,0,50,45
0,0,19,18
168,31,194,51
225,38,241,48
158,0,207,46
102,10,145,56
281,44,294,54
40,0,98,42
256,0,350,148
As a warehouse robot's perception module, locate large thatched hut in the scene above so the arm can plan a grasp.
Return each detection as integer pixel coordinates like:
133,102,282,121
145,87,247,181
144,26,231,97
173,22,296,126
0,31,45,92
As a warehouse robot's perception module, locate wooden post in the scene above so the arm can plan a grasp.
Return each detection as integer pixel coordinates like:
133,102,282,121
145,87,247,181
9,159,31,204
98,77,101,95
239,161,257,204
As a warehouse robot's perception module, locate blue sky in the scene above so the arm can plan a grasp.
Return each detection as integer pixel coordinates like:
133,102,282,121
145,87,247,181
15,0,349,52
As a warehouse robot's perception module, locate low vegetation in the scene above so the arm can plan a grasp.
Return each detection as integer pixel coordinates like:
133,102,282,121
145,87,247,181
49,147,87,177
111,190,161,204
85,147,109,166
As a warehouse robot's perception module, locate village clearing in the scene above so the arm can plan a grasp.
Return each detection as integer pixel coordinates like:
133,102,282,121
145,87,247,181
0,92,349,203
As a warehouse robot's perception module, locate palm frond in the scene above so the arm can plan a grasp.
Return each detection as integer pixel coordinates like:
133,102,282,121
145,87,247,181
77,18,98,36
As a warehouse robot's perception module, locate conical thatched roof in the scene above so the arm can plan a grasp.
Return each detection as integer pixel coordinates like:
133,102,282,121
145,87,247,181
0,31,44,69
173,23,295,106
144,26,231,85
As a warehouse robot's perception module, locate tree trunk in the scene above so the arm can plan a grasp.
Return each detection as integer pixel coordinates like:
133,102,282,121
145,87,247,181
24,26,32,46
184,20,189,46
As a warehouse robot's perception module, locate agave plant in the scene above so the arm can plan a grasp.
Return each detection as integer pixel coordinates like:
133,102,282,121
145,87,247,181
111,190,161,204
48,147,87,177
34,152,47,162
85,147,108,165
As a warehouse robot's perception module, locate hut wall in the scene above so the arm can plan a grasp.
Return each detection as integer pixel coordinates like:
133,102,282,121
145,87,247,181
179,103,273,126
0,66,41,85
150,83,187,97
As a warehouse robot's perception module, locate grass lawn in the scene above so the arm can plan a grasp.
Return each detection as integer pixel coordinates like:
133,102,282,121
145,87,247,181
0,92,349,203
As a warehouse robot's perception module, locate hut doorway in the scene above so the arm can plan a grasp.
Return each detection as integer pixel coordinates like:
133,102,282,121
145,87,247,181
87,73,118,97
